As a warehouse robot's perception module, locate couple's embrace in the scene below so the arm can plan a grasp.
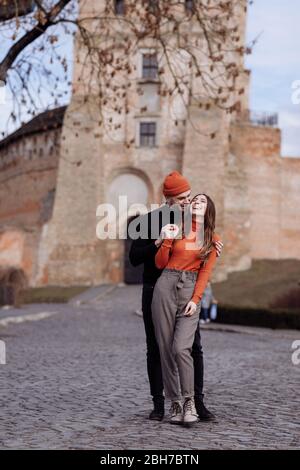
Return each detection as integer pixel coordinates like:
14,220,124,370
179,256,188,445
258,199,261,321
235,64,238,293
129,171,223,427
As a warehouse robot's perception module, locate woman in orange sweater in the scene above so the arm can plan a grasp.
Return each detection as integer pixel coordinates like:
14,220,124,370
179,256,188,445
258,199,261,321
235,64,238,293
151,193,220,427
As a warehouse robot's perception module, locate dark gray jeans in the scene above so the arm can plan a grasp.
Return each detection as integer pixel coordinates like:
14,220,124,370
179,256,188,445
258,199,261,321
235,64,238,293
151,268,201,401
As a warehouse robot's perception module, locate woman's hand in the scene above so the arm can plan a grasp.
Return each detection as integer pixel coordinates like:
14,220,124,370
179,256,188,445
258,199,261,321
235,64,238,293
160,224,179,240
215,240,223,257
184,300,198,316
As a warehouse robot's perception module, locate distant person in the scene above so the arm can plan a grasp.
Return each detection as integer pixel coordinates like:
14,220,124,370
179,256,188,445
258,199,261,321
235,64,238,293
200,281,218,324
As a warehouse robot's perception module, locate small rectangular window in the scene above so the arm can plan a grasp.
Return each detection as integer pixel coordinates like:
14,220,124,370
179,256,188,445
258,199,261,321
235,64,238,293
185,0,195,13
114,0,125,15
140,122,156,147
142,53,158,79
148,0,159,14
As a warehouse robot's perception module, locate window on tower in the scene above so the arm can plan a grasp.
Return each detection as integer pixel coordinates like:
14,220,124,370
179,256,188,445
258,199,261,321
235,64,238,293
142,53,158,79
139,122,157,147
114,0,125,15
185,0,195,14
147,0,159,14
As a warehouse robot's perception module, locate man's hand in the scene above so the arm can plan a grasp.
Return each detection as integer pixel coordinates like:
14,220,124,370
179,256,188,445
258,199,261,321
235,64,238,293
215,240,223,257
155,224,179,247
160,224,180,240
184,300,197,316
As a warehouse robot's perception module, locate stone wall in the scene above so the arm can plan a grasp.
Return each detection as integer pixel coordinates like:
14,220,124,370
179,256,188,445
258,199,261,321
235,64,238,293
0,128,61,228
279,157,300,258
0,111,63,284
182,102,229,282
230,122,300,262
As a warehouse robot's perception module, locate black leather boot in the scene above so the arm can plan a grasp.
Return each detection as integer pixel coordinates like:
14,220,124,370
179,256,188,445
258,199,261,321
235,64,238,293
195,397,216,422
149,397,165,421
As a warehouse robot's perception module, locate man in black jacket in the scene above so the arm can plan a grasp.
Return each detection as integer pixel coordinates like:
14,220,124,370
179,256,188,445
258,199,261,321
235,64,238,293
129,171,223,422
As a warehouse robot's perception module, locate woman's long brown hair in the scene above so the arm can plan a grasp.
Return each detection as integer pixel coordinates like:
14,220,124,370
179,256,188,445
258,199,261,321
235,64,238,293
190,193,216,264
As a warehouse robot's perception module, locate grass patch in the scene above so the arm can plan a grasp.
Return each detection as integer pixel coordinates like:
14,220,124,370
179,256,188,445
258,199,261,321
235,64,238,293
213,259,300,310
212,259,300,329
19,285,90,304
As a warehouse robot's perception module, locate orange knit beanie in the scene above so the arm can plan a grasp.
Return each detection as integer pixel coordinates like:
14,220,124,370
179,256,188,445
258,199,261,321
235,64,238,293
162,171,191,197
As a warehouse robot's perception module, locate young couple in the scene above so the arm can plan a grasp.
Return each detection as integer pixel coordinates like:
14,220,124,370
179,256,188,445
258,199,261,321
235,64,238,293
129,171,223,427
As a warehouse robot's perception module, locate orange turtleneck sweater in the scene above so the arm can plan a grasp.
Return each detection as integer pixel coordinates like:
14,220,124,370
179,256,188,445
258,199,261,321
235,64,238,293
155,219,220,304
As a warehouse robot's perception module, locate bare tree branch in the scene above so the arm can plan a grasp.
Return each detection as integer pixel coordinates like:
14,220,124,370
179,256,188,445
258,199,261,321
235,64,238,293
0,0,71,82
0,0,251,144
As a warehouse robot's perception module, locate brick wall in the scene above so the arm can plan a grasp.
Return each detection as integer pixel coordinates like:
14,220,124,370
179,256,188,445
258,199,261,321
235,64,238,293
0,128,61,284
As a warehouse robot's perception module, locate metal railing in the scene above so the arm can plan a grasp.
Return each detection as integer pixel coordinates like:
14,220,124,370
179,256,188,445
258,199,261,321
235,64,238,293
238,110,278,128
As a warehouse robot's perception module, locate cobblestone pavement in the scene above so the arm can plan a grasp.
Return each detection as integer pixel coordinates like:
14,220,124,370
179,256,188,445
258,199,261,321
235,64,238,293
0,285,299,450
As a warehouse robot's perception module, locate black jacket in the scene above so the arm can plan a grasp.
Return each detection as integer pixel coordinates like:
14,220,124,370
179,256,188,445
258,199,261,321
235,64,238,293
129,204,181,285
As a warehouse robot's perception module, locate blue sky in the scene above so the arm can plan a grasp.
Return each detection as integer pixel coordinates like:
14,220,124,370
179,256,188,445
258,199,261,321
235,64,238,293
0,21,74,138
0,0,299,157
246,0,300,156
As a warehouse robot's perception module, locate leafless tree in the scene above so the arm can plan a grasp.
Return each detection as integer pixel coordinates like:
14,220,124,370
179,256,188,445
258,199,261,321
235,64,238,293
0,0,254,139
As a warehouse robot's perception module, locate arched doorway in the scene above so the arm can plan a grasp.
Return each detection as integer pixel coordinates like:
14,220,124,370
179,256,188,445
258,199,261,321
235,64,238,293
0,267,28,306
107,171,150,284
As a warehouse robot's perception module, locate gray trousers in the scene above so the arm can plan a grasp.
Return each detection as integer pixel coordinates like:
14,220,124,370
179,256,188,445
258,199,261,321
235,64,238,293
151,268,201,402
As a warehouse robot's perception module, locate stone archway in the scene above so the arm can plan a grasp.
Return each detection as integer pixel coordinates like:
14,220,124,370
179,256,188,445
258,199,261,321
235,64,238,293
106,170,152,284
0,266,28,306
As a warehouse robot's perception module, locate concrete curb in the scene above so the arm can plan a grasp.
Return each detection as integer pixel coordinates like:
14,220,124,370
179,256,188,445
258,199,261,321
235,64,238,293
68,284,117,306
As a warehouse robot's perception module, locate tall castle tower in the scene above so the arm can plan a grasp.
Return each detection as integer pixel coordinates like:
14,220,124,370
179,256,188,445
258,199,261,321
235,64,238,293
35,0,252,285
